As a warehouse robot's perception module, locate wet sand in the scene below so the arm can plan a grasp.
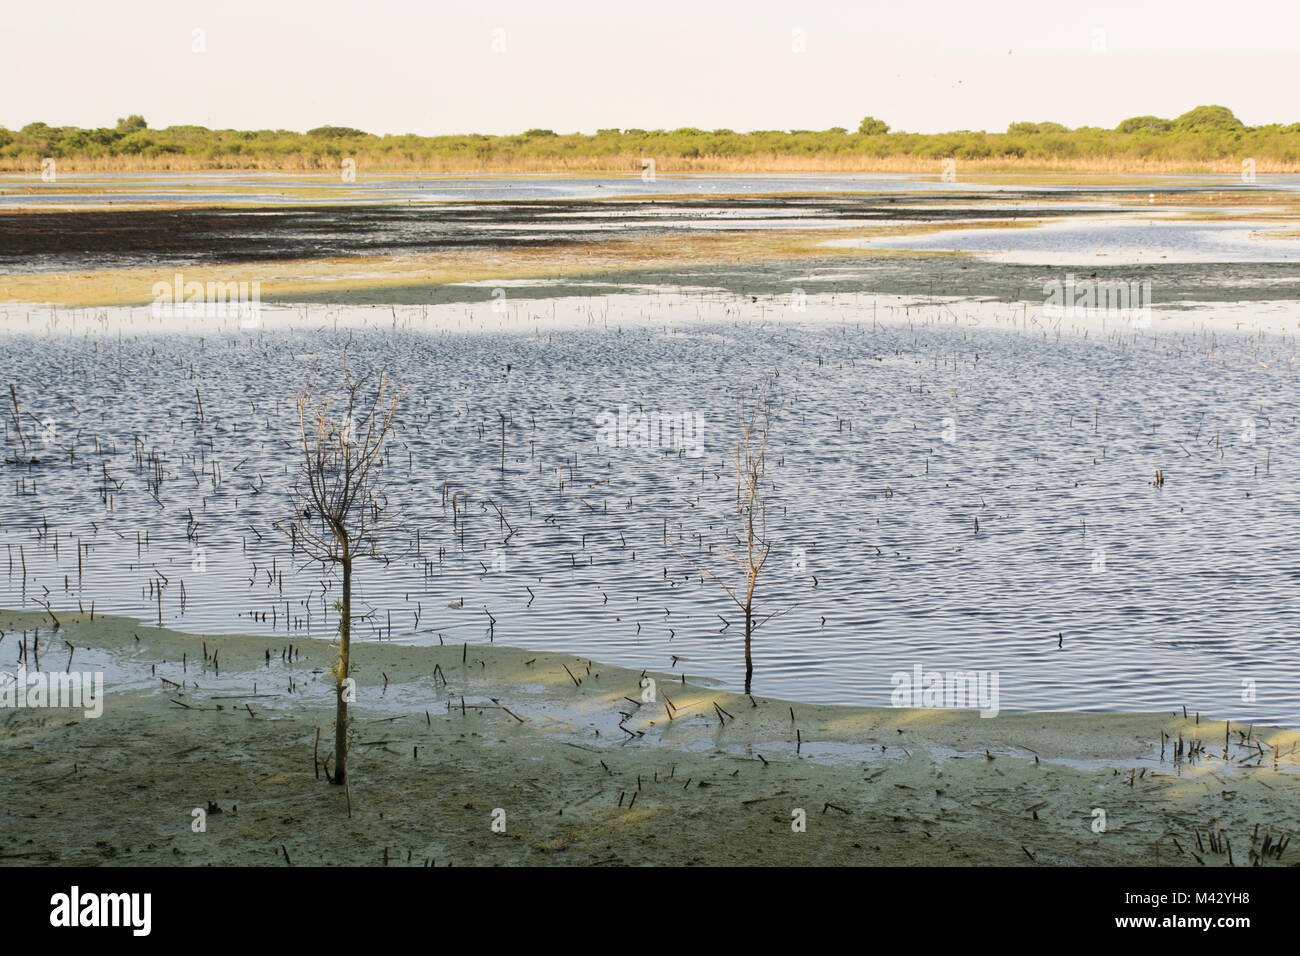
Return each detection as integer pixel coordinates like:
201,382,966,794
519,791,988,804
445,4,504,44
1,608,1294,866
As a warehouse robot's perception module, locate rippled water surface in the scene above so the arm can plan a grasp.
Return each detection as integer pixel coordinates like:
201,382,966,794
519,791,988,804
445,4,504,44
3,296,1298,725
830,216,1300,264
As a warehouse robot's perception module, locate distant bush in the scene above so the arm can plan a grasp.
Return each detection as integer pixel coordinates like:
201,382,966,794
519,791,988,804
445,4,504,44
306,125,369,138
1116,115,1172,133
1173,106,1243,132
1007,121,1070,135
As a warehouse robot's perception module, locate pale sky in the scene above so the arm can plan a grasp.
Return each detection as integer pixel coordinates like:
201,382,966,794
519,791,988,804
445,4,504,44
3,0,1298,135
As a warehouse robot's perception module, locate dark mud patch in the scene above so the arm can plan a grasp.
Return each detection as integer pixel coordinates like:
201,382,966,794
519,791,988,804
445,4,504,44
1,195,1115,274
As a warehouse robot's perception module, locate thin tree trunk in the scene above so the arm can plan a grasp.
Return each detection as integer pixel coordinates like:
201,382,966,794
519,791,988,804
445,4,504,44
334,553,351,785
744,603,753,694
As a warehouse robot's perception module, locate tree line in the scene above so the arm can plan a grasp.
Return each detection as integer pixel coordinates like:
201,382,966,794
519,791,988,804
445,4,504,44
4,105,1297,170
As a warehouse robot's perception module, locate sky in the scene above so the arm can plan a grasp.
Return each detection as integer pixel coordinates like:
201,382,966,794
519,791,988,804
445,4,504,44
3,0,1299,135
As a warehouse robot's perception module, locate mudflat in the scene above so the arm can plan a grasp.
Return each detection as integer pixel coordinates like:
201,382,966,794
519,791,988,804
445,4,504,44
1,609,1294,866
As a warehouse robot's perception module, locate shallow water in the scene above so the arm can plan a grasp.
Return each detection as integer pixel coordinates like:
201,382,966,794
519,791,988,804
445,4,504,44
3,294,1298,726
0,171,971,207
828,215,1300,264
5,170,1300,209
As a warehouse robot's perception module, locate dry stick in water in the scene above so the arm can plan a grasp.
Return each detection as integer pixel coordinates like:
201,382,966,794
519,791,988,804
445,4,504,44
8,385,26,452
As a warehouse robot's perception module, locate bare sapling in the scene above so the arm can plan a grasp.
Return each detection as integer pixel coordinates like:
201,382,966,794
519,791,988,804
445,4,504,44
672,379,783,693
279,357,403,786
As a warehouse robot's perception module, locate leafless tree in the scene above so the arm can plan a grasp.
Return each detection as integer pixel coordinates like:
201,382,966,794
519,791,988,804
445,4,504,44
279,358,403,786
672,380,781,693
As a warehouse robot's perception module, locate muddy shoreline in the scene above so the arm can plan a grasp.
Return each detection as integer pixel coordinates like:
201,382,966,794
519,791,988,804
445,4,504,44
2,609,1294,866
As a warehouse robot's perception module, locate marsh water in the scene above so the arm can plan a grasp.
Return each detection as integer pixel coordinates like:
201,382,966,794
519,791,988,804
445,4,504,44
3,173,1300,724
7,170,1300,208
2,290,1299,725
831,215,1300,264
